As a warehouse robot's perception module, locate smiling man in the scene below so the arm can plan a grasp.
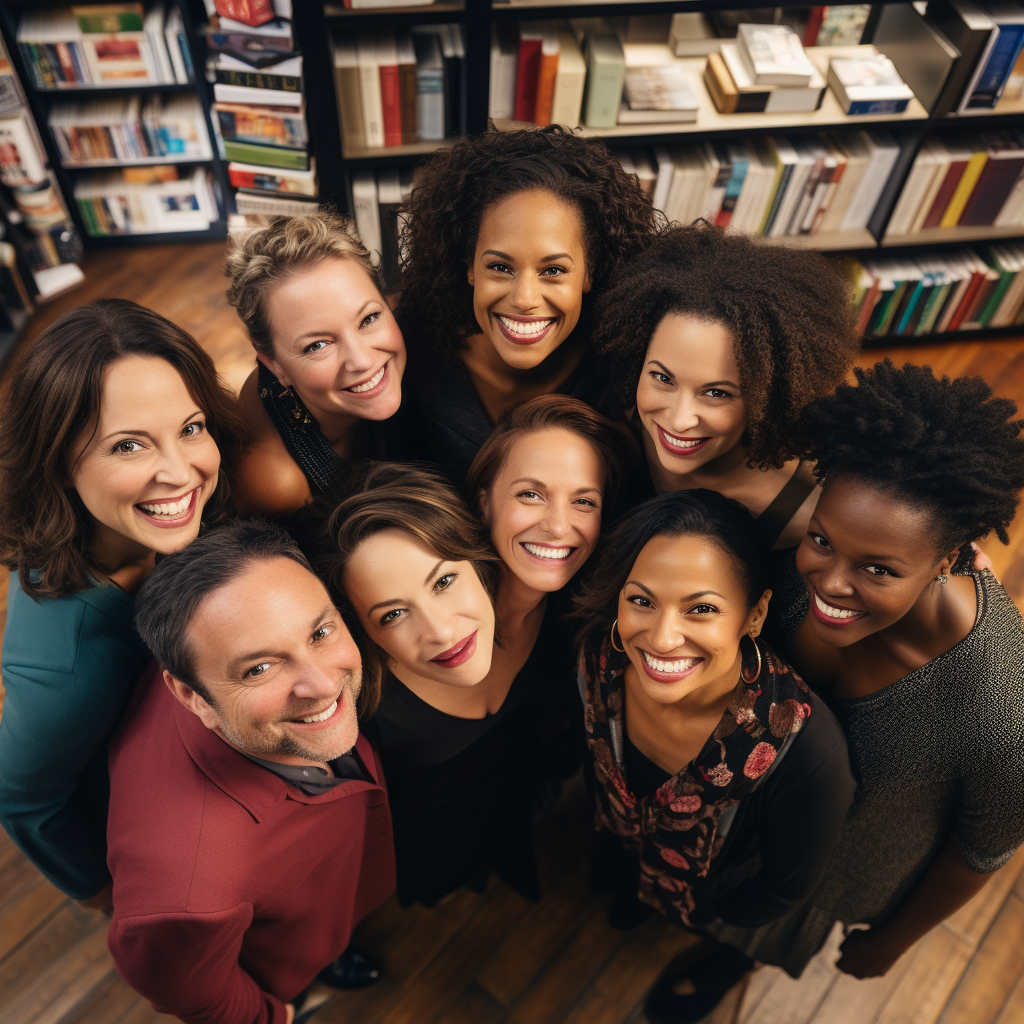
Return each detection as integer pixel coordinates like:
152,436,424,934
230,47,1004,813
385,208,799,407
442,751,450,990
105,520,394,1024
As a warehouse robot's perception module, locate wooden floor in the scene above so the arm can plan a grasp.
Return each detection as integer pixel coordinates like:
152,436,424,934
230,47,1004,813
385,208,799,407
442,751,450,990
1,242,1024,1024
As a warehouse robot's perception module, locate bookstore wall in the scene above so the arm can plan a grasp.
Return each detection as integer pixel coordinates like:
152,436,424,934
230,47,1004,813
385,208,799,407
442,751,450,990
4,1,1024,353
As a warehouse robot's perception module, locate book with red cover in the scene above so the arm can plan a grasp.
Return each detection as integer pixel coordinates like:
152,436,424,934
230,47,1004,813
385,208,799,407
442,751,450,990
533,28,559,126
214,0,275,28
958,132,1024,226
514,23,543,123
397,30,417,144
922,159,969,229
947,265,987,330
376,30,402,148
803,6,825,47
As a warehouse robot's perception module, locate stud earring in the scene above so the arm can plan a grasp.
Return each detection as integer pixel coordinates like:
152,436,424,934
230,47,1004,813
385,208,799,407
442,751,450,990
935,574,948,585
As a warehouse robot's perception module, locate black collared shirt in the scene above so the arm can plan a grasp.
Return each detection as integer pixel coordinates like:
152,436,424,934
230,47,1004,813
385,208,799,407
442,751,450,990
245,750,369,796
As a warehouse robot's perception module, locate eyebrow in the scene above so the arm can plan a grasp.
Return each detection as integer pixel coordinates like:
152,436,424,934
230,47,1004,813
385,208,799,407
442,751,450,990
99,410,203,444
225,606,334,676
809,522,910,567
366,560,447,614
483,250,575,264
625,580,726,601
644,361,739,390
509,476,600,495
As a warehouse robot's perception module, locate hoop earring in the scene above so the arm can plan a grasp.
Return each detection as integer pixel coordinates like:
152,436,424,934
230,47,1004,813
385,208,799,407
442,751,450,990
740,633,762,685
610,619,625,653
935,574,948,585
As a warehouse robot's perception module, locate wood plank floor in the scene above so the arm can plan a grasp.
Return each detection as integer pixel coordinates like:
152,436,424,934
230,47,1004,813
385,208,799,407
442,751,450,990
1,241,1023,1024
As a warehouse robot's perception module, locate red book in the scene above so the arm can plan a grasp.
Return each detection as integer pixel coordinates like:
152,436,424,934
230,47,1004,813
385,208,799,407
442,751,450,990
214,0,275,28
922,160,968,230
855,272,883,336
376,30,402,149
959,138,1024,227
514,24,543,123
533,29,560,126
947,268,986,331
803,6,826,47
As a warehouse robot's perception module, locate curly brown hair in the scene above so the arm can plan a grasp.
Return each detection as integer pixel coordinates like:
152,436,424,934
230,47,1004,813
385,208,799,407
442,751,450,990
591,222,860,469
396,125,661,358
0,300,246,599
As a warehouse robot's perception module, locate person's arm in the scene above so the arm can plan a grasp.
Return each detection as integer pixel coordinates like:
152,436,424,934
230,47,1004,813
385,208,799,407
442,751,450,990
836,833,993,978
108,904,291,1024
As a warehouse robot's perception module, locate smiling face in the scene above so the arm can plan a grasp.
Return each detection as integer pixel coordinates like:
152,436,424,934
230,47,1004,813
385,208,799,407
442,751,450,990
636,313,747,478
261,257,406,427
481,427,604,594
796,476,955,648
466,188,592,371
177,556,363,765
617,533,769,706
344,528,496,688
70,355,221,564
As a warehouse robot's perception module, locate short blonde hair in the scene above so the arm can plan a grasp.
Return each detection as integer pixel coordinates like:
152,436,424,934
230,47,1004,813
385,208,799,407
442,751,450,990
224,209,379,357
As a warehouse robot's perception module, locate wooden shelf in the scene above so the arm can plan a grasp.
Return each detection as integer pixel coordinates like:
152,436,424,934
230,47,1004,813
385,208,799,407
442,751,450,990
325,1,463,14
883,225,1024,247
34,82,196,97
342,137,458,161
772,228,877,251
63,154,214,170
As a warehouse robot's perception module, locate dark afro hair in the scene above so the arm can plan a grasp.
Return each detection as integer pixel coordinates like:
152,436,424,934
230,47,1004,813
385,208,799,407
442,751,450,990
790,359,1024,553
591,222,860,469
396,125,661,359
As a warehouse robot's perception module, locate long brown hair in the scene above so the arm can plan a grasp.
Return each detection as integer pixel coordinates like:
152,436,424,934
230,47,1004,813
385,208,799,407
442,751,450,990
0,299,246,599
303,461,502,716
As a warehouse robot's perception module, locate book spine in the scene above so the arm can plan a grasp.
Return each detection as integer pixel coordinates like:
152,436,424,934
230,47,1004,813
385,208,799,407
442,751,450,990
223,141,310,170
959,158,1024,227
844,98,910,116
969,25,1024,106
533,49,558,127
922,160,967,230
941,152,989,227
416,68,445,142
399,63,418,144
514,39,542,122
215,69,301,92
379,64,402,147
948,271,986,330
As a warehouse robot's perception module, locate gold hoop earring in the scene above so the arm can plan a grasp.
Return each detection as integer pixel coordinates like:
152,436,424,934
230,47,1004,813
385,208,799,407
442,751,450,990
610,620,625,653
740,633,762,685
935,574,948,585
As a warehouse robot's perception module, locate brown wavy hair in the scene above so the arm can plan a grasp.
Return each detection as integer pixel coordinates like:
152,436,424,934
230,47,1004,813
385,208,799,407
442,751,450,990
0,299,246,599
396,125,662,359
591,222,860,469
464,393,637,516
302,461,503,715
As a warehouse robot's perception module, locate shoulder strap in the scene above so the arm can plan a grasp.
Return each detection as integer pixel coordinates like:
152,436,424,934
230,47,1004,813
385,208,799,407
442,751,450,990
755,462,818,548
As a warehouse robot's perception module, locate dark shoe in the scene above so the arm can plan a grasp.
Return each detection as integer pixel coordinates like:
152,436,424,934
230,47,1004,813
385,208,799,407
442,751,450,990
645,946,753,1024
607,885,655,930
316,944,382,990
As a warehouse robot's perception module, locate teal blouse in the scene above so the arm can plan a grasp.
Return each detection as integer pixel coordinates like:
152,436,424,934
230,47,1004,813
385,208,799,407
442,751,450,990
0,573,150,899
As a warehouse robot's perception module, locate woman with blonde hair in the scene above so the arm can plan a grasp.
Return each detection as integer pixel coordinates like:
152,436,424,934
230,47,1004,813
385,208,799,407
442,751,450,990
225,209,407,516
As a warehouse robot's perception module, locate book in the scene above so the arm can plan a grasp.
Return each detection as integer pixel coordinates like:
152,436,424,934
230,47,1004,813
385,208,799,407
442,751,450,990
719,42,826,113
334,35,365,151
669,13,716,57
206,16,293,56
222,139,309,170
214,82,302,108
840,129,900,232
651,145,674,213
163,4,192,84
229,159,316,196
0,114,48,187
827,54,914,115
940,143,989,226
533,26,560,126
874,3,960,115
397,30,418,145
514,23,543,123
489,23,517,121
959,130,1024,225
928,0,998,115
583,33,625,128
350,168,381,265
215,102,307,150
376,30,402,148
356,30,384,147
213,0,276,28
214,53,302,92
413,32,444,142
550,27,585,127
234,191,318,216
622,64,698,115
736,23,815,86
963,1,1024,109
815,5,873,45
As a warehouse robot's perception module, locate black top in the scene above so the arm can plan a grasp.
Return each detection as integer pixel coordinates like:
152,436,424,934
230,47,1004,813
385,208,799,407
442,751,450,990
363,601,577,907
399,319,609,484
623,690,855,930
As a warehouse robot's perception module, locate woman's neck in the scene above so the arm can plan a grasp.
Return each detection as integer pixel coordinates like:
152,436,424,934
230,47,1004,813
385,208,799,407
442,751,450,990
87,524,157,596
496,565,547,629
309,406,363,460
642,427,750,496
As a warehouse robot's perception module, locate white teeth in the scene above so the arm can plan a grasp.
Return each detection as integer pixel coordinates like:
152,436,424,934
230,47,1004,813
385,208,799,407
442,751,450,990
663,432,704,449
138,491,193,516
523,542,573,560
642,650,699,674
299,699,337,724
498,315,554,337
347,364,386,393
814,593,863,620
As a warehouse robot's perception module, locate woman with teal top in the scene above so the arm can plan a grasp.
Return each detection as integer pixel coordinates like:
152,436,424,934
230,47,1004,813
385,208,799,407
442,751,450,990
0,299,244,908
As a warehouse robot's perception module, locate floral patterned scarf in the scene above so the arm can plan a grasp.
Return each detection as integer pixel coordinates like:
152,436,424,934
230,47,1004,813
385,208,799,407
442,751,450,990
582,636,812,927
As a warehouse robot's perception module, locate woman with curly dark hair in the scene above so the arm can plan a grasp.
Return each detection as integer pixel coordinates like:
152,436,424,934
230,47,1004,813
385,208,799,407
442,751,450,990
396,125,660,481
0,300,245,911
708,360,1024,982
593,222,859,548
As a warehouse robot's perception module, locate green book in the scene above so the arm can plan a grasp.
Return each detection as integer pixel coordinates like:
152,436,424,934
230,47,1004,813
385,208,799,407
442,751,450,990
583,33,625,129
978,249,1015,326
73,4,145,32
222,141,310,171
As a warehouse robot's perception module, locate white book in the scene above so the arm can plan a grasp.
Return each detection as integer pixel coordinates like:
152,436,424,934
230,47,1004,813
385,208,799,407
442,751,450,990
144,3,174,85
721,42,826,113
663,145,703,224
726,142,762,234
786,138,825,235
840,130,900,232
213,83,302,107
550,26,586,127
652,145,674,215
164,5,188,84
697,141,723,223
995,165,1024,227
910,139,952,235
489,24,517,120
771,143,815,237
350,169,381,265
736,23,815,86
957,6,1000,114
819,133,869,234
356,31,384,148
887,145,941,236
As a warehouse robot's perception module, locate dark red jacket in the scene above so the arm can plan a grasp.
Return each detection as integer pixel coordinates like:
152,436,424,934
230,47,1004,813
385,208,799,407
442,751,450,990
106,662,395,1024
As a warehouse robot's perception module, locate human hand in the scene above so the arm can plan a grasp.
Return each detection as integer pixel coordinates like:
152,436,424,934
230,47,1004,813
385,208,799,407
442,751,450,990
76,881,113,915
970,543,994,573
285,1004,295,1024
835,928,902,979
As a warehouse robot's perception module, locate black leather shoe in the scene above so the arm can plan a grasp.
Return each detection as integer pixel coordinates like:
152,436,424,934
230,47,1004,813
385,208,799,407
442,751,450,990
316,945,382,990
644,945,753,1024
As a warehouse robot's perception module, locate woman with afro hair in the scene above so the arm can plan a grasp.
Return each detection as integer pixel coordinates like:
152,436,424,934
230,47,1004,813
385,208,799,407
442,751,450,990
395,125,660,482
592,222,859,549
705,360,1024,982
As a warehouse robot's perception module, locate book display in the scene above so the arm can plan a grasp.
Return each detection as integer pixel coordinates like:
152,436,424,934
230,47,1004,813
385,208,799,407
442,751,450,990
0,1,228,244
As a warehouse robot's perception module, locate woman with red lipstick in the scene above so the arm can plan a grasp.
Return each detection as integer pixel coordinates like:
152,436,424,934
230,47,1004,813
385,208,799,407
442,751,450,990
226,210,408,517
722,361,1024,982
593,223,859,549
0,300,244,910
396,125,659,482
307,462,545,907
573,489,854,1024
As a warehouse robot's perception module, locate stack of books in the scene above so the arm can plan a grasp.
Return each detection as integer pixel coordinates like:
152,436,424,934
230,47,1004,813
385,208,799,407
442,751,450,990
848,243,1024,337
885,129,1024,238
205,0,317,214
48,93,213,165
74,164,216,235
705,43,826,115
334,26,465,152
827,53,914,114
617,129,899,240
16,4,193,90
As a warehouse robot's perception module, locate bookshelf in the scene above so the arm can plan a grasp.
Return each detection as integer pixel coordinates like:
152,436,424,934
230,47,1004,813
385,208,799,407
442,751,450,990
0,0,231,247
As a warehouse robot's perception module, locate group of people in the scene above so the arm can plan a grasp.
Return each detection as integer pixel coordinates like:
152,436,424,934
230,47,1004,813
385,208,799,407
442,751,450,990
1,125,1023,1024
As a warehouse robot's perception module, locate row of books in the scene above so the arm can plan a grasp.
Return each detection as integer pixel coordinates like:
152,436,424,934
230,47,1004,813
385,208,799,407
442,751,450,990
16,3,193,90
621,129,899,239
849,244,1024,336
48,93,212,166
350,166,413,291
73,165,216,235
334,27,465,152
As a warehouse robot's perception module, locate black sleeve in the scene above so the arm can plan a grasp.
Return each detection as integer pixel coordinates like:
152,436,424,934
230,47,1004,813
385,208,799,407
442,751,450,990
711,693,856,928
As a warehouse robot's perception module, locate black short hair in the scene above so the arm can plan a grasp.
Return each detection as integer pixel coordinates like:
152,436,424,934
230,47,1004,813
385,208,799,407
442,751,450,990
590,222,860,469
572,488,771,651
790,360,1024,554
134,519,311,704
